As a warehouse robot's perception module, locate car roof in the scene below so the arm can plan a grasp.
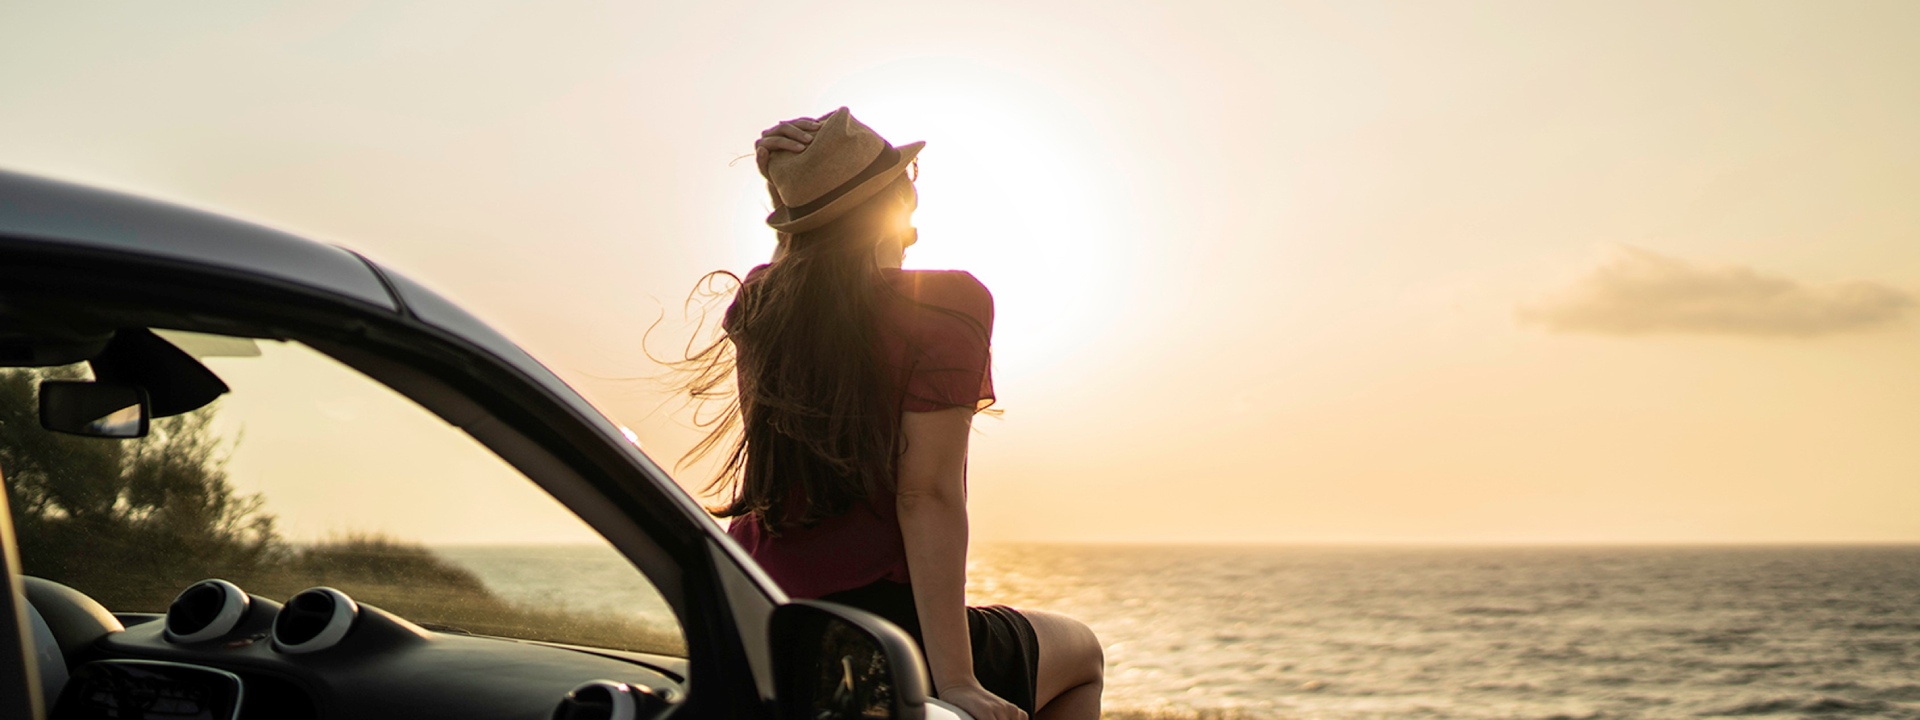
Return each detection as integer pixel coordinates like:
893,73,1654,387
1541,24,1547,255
0,168,557,391
0,168,397,310
0,167,694,503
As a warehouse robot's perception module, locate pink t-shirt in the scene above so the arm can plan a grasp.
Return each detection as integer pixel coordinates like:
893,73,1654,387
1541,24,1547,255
725,267,995,599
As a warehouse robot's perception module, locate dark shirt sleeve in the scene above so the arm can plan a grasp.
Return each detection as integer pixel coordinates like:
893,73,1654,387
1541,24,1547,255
901,272,996,413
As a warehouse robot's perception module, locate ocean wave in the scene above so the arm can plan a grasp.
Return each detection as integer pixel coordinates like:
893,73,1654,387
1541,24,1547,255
1453,605,1538,616
1698,695,1895,716
1873,685,1920,702
1687,628,1764,645
1717,659,1798,670
1705,671,1762,686
1465,681,1544,693
1518,646,1592,661
1815,682,1920,702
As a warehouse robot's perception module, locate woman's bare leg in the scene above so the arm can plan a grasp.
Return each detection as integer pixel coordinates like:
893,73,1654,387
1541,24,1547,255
1023,609,1103,720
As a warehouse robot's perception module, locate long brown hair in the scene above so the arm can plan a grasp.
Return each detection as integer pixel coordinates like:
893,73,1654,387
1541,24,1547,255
676,175,919,532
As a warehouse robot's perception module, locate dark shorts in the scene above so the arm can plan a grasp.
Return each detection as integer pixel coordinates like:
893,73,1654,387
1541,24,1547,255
820,580,1040,715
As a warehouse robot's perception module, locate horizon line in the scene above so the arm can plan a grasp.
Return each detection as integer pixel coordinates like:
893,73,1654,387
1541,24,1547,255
409,538,1920,549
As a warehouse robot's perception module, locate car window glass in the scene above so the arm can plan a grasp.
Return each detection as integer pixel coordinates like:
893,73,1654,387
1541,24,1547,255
0,331,684,656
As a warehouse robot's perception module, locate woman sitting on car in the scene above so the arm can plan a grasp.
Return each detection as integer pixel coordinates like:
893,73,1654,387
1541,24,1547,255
676,108,1104,720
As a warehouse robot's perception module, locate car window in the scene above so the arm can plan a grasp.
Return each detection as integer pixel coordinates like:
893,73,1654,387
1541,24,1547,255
0,330,684,656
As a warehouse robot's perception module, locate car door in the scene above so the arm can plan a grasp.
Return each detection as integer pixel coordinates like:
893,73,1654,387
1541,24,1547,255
0,242,759,716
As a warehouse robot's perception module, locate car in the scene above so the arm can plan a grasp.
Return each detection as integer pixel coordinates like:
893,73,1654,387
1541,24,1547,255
0,167,968,720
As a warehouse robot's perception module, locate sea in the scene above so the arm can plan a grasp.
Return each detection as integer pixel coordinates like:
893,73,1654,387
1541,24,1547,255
438,543,1920,720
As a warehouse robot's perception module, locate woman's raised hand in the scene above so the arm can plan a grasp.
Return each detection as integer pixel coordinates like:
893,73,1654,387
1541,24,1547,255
938,682,1027,720
755,116,821,175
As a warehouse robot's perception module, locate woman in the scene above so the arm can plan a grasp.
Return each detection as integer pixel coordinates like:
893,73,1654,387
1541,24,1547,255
679,108,1104,720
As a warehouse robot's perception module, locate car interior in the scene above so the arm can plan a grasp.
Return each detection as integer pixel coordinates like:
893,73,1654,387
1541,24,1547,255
1,286,694,719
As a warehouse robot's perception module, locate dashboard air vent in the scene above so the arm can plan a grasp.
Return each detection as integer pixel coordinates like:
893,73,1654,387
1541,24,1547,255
163,579,250,644
270,587,359,654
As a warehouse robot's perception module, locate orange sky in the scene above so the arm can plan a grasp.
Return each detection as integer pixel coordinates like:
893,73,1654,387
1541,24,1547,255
5,1,1920,543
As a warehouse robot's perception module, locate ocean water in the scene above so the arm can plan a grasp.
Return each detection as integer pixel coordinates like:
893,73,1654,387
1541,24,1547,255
441,544,1920,719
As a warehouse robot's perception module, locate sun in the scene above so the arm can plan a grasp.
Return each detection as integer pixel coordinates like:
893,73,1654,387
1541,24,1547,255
811,56,1126,384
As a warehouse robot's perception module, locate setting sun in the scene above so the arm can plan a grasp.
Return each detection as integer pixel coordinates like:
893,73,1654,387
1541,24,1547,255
725,56,1133,385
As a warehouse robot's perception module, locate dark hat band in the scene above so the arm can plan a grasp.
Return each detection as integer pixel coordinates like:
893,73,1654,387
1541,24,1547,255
786,144,903,218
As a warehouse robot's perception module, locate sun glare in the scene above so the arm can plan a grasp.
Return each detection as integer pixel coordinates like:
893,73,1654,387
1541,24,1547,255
815,57,1126,383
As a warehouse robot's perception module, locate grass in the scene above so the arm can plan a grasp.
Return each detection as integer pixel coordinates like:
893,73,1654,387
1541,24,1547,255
271,534,684,655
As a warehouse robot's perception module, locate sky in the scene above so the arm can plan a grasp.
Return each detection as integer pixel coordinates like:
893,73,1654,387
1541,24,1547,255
5,1,1920,544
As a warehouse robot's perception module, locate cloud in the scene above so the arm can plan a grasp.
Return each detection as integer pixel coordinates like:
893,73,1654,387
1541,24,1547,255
1520,246,1915,337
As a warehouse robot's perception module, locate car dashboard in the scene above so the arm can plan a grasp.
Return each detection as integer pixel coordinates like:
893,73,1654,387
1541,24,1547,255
32,578,687,720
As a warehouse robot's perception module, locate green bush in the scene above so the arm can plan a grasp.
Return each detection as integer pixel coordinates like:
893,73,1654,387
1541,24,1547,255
0,367,279,609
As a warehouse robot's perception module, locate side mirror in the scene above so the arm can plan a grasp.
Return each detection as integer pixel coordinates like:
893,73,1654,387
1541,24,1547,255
770,600,931,720
39,381,150,439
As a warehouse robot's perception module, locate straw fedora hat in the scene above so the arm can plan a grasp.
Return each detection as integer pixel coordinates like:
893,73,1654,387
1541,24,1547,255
765,107,924,234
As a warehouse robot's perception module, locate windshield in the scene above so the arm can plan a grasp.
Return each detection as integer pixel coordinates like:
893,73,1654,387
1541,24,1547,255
0,330,684,656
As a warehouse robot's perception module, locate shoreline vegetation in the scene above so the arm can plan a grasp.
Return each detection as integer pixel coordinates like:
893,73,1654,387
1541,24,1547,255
278,533,685,655
0,367,683,655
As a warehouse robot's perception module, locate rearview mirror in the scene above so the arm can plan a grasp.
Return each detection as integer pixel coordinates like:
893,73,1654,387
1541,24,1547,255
770,600,931,720
39,380,150,439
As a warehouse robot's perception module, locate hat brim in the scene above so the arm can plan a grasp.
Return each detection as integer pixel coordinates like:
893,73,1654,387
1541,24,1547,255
767,141,924,234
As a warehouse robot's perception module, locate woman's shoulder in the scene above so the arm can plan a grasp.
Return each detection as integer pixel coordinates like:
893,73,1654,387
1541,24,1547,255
887,269,994,331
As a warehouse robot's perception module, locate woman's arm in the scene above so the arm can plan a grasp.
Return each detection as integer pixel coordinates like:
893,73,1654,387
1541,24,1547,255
896,407,1024,720
756,116,819,261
